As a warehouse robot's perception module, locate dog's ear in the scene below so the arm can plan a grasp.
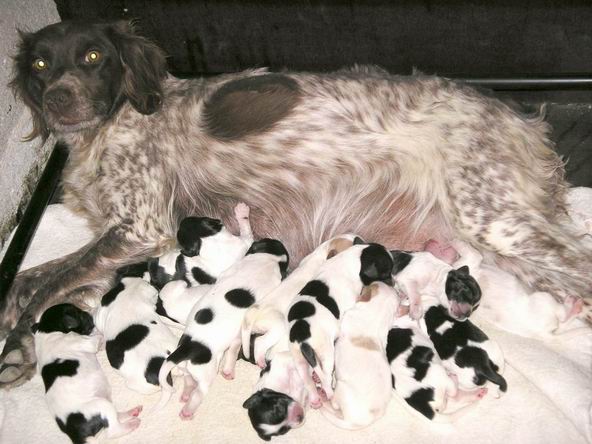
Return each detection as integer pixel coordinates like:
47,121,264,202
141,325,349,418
359,285,375,302
242,392,262,409
108,21,168,115
456,265,470,275
353,236,366,245
30,322,40,334
9,29,49,141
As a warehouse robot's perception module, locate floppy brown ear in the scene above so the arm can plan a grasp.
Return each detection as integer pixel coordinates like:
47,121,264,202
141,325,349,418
358,283,378,302
108,21,168,115
9,29,49,141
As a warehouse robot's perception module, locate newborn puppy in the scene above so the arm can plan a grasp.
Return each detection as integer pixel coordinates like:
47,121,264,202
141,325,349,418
156,280,213,325
387,312,486,422
177,202,254,286
449,240,586,339
242,234,357,367
158,239,289,420
421,302,507,396
147,202,253,289
243,351,308,441
33,304,142,443
321,282,400,430
94,277,179,394
288,237,395,407
391,250,481,321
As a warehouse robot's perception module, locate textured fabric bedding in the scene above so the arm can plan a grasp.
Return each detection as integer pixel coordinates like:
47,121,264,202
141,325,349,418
0,189,591,444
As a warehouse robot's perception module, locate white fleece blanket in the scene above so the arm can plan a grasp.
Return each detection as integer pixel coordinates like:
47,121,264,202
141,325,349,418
1,189,591,444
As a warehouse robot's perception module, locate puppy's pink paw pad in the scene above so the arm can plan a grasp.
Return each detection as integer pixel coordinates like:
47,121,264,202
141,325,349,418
129,406,143,417
222,370,234,380
234,202,250,219
477,388,488,399
179,409,194,421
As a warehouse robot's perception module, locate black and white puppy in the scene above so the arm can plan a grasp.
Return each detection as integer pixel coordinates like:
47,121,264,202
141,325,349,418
241,234,357,368
94,277,179,394
387,311,487,422
421,302,507,396
157,280,213,325
243,350,308,441
158,238,289,420
391,250,481,321
33,304,142,443
287,237,394,408
147,202,253,290
321,282,400,430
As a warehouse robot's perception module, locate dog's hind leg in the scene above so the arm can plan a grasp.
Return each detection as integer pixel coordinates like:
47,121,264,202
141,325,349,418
0,225,161,389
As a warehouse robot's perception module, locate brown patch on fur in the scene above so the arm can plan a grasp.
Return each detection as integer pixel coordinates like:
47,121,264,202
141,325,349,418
202,74,301,140
350,336,381,352
326,237,355,259
358,283,379,302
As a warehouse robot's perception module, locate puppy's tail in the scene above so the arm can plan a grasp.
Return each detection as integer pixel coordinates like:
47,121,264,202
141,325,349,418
147,356,177,415
241,305,261,360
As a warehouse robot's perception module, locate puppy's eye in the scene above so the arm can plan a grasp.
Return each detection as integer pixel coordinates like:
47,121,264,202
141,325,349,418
32,58,48,71
84,50,102,64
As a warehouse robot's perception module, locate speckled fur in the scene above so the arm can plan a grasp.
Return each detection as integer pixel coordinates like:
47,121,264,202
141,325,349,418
2,21,591,389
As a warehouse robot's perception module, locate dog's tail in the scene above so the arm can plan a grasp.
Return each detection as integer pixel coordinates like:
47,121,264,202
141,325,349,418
241,305,261,360
147,355,178,415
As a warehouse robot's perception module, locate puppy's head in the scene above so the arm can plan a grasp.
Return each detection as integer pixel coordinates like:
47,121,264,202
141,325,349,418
358,243,394,286
31,303,94,335
246,238,290,278
177,216,224,256
10,20,167,140
243,388,305,441
444,265,481,320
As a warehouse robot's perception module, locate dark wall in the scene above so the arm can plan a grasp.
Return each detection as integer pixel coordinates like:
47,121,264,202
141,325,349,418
55,0,592,78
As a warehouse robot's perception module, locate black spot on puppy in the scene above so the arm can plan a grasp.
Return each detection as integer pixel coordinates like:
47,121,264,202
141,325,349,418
287,301,316,322
177,216,223,256
289,319,311,343
145,356,173,386
41,359,79,392
116,261,149,279
191,266,216,285
405,387,436,420
225,288,255,308
300,280,340,319
300,342,317,367
203,74,301,141
106,324,150,369
101,282,125,306
168,334,212,365
359,244,394,286
194,308,214,324
406,346,434,382
55,412,108,444
386,328,413,362
390,250,413,275
445,266,482,308
243,388,296,441
455,346,508,392
35,304,95,336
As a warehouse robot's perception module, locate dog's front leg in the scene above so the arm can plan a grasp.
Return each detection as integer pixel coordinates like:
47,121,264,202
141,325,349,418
0,224,161,389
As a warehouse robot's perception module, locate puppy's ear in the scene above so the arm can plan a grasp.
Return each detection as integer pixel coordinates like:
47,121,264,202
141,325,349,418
242,392,262,409
108,21,168,115
359,285,373,302
456,265,470,275
30,323,40,334
9,29,49,141
353,236,366,245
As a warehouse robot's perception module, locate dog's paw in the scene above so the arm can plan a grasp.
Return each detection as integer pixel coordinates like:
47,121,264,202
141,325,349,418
0,328,37,389
221,369,235,380
234,202,250,220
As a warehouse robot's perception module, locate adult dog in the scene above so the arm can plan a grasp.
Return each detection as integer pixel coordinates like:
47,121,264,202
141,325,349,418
2,19,590,388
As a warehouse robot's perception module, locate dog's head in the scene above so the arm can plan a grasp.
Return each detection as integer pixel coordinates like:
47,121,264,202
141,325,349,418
246,238,290,278
31,303,95,335
10,20,167,140
243,388,305,441
444,265,481,320
177,216,224,257
357,241,395,286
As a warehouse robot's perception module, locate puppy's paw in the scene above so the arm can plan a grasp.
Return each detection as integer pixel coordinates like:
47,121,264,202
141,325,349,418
234,202,250,219
0,327,36,389
221,369,235,380
179,408,195,421
409,303,423,320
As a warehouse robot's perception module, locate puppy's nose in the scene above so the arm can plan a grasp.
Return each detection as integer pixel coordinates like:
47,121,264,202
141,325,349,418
45,87,73,113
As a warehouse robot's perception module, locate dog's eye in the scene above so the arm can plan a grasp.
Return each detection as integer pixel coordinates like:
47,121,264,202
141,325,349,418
84,50,102,64
32,58,48,71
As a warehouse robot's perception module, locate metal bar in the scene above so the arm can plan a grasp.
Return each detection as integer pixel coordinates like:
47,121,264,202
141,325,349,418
447,76,592,90
0,142,69,303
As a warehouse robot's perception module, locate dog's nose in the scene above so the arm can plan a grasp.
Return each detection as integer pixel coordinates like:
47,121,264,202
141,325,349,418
45,88,73,113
